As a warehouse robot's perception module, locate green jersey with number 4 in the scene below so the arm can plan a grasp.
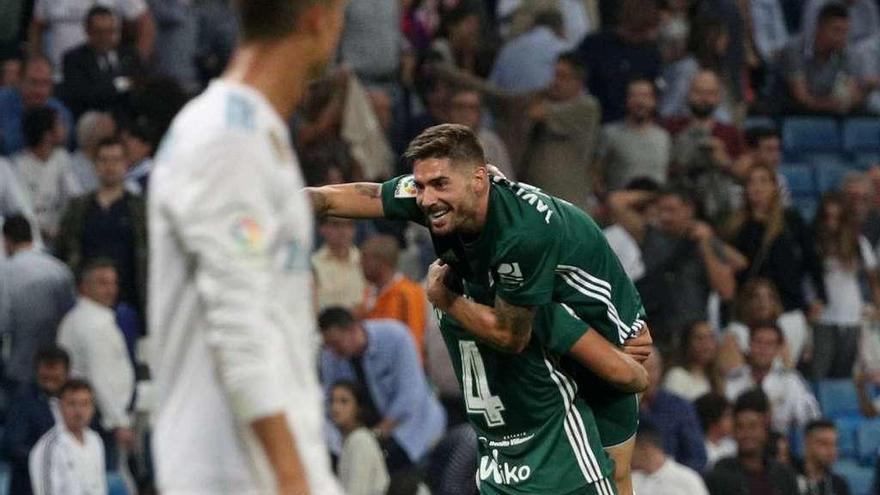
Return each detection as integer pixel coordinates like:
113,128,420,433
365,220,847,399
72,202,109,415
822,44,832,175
440,305,618,494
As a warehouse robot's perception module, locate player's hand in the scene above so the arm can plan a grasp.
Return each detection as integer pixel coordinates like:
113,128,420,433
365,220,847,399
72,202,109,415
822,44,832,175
623,326,653,363
426,260,456,312
115,427,135,452
690,221,714,243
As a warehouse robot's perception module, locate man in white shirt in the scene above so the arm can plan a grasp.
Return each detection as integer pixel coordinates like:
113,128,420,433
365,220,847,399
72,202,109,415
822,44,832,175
631,422,709,495
56,259,135,459
725,323,820,433
29,379,106,495
148,1,347,494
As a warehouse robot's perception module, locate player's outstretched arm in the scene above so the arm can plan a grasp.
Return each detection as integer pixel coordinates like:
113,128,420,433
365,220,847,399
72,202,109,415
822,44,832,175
427,260,534,353
305,183,385,219
568,332,648,393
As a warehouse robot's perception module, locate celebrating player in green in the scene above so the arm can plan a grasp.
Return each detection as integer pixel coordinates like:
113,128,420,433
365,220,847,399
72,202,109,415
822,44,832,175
307,124,652,494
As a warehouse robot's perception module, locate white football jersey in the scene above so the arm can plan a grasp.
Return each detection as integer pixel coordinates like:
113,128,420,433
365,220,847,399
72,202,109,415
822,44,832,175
148,80,341,495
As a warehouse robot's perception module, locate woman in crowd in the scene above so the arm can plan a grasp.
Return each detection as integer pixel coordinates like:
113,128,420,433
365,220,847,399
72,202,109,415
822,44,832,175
810,192,880,379
330,381,390,495
663,320,722,401
725,164,824,360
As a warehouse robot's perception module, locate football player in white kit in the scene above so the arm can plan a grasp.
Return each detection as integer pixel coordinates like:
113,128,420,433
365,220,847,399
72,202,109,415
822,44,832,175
148,1,346,494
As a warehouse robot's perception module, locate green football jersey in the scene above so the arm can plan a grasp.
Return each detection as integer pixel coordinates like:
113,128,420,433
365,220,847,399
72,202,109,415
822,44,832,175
440,304,616,494
381,174,647,346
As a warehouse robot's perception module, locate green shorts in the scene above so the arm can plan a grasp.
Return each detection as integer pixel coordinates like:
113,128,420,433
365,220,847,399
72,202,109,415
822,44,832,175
562,358,640,448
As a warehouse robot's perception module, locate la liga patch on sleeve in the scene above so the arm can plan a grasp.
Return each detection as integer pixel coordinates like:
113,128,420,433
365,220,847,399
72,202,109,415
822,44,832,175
395,175,417,198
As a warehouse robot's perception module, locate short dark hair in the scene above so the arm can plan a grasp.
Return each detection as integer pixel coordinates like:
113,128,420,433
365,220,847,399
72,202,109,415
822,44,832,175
95,136,124,156
233,0,323,42
76,257,117,285
2,214,32,244
748,321,784,344
624,176,661,192
403,124,486,168
818,2,850,25
734,388,770,416
59,378,94,399
533,8,564,33
85,5,115,30
125,116,161,150
22,106,57,149
746,127,780,149
805,418,837,437
636,421,664,449
557,52,585,78
657,185,697,207
318,306,357,332
35,345,70,370
695,392,731,431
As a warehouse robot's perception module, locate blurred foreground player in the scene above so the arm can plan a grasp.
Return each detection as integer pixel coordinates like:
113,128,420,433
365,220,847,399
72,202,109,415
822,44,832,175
148,0,347,493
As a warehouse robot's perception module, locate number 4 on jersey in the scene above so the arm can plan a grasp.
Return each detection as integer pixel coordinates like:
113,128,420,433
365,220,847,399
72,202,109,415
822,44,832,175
460,341,506,427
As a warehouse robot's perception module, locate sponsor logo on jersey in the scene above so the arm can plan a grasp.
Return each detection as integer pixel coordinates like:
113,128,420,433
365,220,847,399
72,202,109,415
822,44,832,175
395,175,417,198
496,262,524,288
230,216,264,253
478,449,532,486
479,433,535,448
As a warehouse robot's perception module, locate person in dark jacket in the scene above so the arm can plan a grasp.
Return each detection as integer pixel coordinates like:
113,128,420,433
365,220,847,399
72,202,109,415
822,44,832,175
796,419,851,495
2,346,70,495
705,389,800,495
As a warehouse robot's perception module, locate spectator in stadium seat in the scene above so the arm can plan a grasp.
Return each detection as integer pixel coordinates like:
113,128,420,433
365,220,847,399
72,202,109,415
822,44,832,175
0,216,75,388
3,346,70,495
329,381,391,495
0,159,34,246
577,0,662,122
147,0,199,92
28,0,154,79
735,127,790,207
319,307,446,473
360,235,428,362
850,33,880,114
427,4,492,78
10,106,81,244
695,392,738,469
446,87,515,180
631,421,709,494
841,172,880,249
56,137,147,315
665,70,745,224
519,53,602,213
599,78,671,192
602,177,660,283
312,217,368,311
0,56,74,155
725,323,820,433
122,116,159,196
488,8,569,93
801,0,879,46
61,6,143,120
663,321,720,402
337,0,404,87
29,379,106,495
69,111,116,193
639,346,708,472
56,259,135,466
795,419,851,495
704,389,800,495
608,186,736,347
726,165,825,323
779,3,863,115
810,193,880,380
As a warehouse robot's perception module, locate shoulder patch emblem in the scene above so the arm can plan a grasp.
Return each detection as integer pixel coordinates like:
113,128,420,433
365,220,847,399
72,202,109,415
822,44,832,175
497,262,524,288
395,175,417,198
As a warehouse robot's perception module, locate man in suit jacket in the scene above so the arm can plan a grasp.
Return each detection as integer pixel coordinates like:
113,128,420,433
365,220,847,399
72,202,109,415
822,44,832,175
2,346,70,495
61,6,141,120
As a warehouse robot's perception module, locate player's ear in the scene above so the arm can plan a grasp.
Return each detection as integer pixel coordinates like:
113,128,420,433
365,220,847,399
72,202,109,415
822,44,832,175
472,164,488,191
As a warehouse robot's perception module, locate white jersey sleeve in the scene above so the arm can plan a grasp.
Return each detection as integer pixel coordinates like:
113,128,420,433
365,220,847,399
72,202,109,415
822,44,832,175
162,131,290,422
29,429,76,495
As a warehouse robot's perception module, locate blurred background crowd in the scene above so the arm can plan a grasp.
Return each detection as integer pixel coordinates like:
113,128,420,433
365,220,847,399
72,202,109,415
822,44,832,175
3,0,880,494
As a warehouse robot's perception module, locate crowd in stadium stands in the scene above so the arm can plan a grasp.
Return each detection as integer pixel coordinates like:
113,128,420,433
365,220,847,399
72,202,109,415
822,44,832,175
5,0,880,494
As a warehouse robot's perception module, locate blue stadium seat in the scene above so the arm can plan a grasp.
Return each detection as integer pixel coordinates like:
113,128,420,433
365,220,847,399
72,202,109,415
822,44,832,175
843,118,880,153
744,116,777,131
815,163,850,193
789,426,805,459
0,462,8,495
836,417,861,459
782,118,841,160
802,153,849,166
779,163,816,197
834,459,875,495
817,379,861,418
857,419,880,465
107,472,129,495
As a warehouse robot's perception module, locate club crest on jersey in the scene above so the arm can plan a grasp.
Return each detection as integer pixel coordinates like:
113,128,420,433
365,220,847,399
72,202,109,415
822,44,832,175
230,215,265,253
496,263,524,288
395,175,417,198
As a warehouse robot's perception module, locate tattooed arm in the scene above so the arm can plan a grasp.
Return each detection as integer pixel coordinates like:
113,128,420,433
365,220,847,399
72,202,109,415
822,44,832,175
304,183,385,219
